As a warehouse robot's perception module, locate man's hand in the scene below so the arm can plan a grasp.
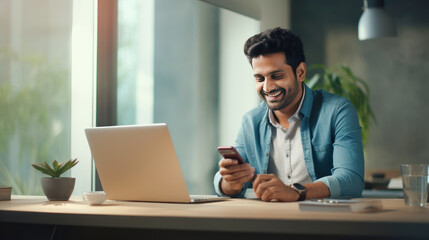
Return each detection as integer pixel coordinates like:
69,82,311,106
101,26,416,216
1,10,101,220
253,174,299,202
219,158,255,196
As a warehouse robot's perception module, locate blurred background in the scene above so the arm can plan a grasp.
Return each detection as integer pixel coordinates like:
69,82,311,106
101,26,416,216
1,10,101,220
0,0,428,196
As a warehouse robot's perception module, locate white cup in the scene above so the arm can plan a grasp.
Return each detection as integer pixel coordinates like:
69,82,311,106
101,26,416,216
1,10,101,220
83,191,107,205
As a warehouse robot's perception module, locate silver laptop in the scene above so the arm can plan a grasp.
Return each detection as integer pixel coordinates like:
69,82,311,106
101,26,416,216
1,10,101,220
85,123,229,203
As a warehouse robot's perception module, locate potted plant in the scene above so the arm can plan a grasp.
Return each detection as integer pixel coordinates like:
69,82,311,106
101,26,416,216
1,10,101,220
305,64,376,148
31,158,78,201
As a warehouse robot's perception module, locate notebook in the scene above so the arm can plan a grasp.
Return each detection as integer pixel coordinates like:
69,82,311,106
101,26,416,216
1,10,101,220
85,123,229,203
299,199,383,213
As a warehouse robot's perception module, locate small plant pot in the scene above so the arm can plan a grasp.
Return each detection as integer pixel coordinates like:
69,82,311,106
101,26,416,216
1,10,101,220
41,177,75,201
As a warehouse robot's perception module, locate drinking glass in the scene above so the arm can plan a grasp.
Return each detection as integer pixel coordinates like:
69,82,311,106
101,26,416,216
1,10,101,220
401,164,429,207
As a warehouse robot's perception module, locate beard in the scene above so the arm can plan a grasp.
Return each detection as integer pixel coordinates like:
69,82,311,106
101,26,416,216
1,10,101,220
260,78,300,111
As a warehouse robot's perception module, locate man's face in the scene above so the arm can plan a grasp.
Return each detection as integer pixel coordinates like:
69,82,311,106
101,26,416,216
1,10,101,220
252,52,306,112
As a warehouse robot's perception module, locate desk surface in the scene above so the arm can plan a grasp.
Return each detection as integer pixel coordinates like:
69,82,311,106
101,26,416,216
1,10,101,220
1,196,429,238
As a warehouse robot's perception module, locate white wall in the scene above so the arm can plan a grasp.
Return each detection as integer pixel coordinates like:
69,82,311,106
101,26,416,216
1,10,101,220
292,0,429,170
71,0,97,194
260,0,290,30
200,0,291,30
218,9,260,146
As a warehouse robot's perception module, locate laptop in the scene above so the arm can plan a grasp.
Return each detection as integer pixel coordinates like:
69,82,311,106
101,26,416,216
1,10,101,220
84,123,229,203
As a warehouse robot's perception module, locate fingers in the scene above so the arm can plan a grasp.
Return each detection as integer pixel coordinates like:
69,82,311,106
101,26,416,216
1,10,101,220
222,167,254,182
219,158,242,170
219,159,253,177
255,176,302,202
253,174,277,192
253,174,294,201
219,159,255,193
218,158,240,168
253,174,278,198
260,186,276,202
223,173,255,192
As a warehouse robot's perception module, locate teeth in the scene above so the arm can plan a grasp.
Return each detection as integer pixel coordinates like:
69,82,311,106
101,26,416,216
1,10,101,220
267,91,282,97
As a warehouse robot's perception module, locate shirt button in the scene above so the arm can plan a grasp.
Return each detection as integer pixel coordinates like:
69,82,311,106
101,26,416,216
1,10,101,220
286,153,289,158
288,175,291,179
265,152,269,156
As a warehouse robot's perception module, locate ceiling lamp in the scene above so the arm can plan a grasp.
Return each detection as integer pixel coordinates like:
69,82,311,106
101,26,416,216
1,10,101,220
358,0,397,41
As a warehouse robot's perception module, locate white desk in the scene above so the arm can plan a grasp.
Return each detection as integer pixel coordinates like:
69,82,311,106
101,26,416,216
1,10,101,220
0,196,428,239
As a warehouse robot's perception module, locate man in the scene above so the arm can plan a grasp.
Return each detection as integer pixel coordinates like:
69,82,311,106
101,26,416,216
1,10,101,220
214,27,364,202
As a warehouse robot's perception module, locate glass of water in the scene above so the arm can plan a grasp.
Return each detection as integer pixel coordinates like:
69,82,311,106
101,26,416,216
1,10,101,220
401,164,429,207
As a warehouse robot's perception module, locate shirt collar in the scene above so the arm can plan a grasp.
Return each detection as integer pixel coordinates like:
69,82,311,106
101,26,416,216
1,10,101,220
299,83,313,119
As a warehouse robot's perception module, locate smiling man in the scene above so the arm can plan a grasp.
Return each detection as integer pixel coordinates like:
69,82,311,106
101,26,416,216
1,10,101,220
214,27,364,202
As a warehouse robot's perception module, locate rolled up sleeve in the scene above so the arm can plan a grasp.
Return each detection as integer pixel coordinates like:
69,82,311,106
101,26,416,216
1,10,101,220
328,99,365,198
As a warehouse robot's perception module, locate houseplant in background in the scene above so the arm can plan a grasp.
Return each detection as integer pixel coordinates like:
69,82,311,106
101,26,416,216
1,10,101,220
305,64,376,148
31,158,78,201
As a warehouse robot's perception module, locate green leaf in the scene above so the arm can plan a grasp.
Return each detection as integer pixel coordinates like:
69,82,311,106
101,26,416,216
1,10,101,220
52,160,59,171
31,162,55,177
305,63,376,149
31,158,78,178
42,161,56,177
54,158,79,177
306,74,320,89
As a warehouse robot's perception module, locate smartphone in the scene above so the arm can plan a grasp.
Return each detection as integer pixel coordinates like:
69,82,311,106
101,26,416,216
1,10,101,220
217,146,244,164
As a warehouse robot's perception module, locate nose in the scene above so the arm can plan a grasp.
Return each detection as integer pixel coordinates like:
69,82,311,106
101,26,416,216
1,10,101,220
263,79,276,93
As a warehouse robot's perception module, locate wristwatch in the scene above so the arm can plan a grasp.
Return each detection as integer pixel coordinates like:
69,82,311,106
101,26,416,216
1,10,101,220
290,183,307,201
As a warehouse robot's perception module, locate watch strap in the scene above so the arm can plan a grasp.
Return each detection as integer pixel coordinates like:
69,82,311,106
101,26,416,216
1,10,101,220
291,183,307,201
297,189,306,201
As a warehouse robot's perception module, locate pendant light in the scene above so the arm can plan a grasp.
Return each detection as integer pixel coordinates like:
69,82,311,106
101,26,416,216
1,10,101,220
358,0,397,41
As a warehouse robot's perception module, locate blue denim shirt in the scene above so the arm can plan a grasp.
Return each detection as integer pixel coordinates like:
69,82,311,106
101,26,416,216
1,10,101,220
214,84,364,198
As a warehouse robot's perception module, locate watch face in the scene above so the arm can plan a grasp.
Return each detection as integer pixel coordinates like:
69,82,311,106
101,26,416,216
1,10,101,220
293,183,306,191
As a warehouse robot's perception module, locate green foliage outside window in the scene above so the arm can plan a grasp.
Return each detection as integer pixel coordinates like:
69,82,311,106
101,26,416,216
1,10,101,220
0,47,70,195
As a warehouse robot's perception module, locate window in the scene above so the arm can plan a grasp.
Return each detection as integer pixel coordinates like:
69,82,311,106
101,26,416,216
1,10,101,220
0,0,95,195
0,0,259,196
117,0,154,125
116,0,259,194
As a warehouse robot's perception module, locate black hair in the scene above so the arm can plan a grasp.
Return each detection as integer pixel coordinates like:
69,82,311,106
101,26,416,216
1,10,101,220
244,27,306,74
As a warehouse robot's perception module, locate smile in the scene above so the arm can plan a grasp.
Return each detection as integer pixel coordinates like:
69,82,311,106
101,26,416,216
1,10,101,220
266,91,282,97
264,89,284,101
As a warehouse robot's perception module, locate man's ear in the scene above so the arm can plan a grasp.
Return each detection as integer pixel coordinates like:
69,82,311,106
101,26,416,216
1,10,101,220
296,62,306,82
